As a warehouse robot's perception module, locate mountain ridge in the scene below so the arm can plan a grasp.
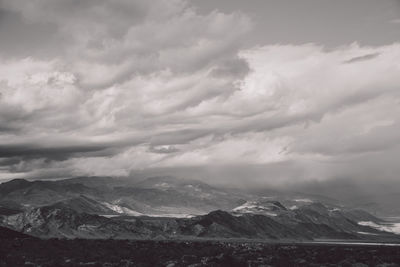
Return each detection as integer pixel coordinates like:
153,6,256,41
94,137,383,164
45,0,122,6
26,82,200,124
0,176,399,242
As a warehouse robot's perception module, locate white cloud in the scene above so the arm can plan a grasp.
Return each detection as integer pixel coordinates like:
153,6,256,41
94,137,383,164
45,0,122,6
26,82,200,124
0,0,400,185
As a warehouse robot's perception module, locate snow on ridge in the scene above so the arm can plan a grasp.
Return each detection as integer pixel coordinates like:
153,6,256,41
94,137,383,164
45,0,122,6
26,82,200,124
103,201,199,218
358,221,400,234
103,202,143,216
232,201,278,216
232,201,259,212
357,231,378,236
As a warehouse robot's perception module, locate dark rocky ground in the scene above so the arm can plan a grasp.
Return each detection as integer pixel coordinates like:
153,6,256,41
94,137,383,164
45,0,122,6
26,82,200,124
1,236,400,267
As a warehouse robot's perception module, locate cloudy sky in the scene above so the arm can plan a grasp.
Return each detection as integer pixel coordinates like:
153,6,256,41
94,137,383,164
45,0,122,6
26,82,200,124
0,0,399,188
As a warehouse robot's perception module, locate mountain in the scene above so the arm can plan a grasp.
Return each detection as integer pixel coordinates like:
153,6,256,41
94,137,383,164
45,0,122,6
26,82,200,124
135,176,218,192
51,195,118,215
1,204,154,239
277,180,400,218
58,176,132,190
1,198,397,242
232,200,287,216
0,176,399,242
126,176,243,214
0,176,243,217
183,210,305,239
0,178,100,209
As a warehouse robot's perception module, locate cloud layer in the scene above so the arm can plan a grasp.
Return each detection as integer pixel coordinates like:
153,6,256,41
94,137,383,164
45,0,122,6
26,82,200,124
0,0,399,185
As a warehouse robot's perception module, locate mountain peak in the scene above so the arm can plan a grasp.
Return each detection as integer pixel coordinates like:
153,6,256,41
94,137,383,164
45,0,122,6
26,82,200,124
1,178,30,185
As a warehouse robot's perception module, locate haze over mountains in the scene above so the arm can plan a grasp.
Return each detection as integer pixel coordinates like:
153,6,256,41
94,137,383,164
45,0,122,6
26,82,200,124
0,176,399,242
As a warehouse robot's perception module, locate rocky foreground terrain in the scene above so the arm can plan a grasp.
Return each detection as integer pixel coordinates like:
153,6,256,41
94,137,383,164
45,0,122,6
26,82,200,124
1,233,400,267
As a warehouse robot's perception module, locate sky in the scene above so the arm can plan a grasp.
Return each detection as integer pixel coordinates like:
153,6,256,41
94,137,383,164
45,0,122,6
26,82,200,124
0,0,399,188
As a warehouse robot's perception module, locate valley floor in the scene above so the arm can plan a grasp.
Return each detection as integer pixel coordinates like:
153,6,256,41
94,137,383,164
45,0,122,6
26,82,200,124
1,238,400,266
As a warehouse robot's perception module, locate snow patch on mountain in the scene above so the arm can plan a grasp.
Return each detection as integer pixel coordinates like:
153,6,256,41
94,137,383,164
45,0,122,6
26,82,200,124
232,201,284,216
357,231,378,236
358,221,400,234
232,201,258,212
294,198,313,203
102,202,143,216
330,208,341,212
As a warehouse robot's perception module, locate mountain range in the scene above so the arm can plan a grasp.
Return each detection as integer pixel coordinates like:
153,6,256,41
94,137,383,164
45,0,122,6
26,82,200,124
0,176,399,242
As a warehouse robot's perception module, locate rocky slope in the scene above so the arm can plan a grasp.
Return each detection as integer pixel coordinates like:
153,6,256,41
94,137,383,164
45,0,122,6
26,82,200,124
0,176,398,242
1,200,397,241
0,176,243,217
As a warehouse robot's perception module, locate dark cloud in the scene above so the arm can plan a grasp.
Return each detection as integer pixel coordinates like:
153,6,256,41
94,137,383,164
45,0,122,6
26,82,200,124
210,57,250,78
343,52,381,63
0,0,399,187
0,143,110,160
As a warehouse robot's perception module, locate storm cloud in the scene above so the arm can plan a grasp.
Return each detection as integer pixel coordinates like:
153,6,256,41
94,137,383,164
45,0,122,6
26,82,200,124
0,0,399,187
